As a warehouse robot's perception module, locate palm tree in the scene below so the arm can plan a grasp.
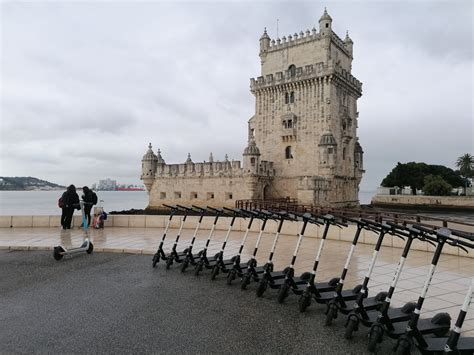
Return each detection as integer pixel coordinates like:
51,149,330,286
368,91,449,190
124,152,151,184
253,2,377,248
455,153,474,195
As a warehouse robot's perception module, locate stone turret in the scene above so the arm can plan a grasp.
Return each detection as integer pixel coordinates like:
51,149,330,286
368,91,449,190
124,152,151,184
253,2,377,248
344,30,353,57
259,28,271,64
243,137,261,174
319,133,337,167
141,143,158,192
319,8,332,36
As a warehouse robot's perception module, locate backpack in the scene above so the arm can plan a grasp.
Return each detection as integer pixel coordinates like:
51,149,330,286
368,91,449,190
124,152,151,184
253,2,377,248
58,197,64,208
92,192,98,205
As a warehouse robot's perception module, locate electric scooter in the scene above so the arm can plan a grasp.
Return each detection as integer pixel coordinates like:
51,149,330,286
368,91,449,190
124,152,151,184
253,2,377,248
298,217,375,313
240,210,286,290
164,205,202,269
176,205,211,272
53,201,94,260
418,277,474,355
394,226,474,355
226,209,272,286
367,222,451,351
323,219,395,326
257,213,344,302
152,204,179,267
191,206,227,275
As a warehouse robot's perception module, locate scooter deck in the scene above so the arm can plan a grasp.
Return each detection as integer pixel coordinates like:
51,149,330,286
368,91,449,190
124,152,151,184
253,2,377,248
338,296,385,315
420,337,474,354
385,318,451,339
315,288,361,304
268,276,335,293
363,306,413,325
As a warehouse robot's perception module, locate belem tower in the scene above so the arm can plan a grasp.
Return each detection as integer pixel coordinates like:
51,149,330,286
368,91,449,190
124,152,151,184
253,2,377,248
141,9,364,209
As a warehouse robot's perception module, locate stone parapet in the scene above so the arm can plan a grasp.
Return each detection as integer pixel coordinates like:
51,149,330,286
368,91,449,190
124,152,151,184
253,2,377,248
2,215,472,258
250,63,362,94
372,195,474,210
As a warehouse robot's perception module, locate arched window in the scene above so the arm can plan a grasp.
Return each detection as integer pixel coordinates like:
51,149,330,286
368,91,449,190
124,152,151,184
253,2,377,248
285,146,293,159
288,65,296,78
250,157,256,166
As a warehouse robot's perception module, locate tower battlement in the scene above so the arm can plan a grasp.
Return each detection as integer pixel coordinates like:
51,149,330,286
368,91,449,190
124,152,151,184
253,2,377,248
250,62,362,93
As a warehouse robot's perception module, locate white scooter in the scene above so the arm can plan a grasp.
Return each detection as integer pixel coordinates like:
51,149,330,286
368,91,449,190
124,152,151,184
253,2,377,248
53,201,94,260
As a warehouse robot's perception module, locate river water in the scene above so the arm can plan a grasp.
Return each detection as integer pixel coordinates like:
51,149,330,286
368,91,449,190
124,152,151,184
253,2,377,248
0,190,377,215
0,191,149,215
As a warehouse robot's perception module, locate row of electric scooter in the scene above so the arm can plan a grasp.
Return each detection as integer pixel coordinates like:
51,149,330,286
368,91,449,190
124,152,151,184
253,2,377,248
151,204,474,354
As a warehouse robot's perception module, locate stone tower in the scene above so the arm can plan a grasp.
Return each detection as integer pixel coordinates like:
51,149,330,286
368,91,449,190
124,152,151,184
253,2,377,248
141,9,363,209
249,8,364,206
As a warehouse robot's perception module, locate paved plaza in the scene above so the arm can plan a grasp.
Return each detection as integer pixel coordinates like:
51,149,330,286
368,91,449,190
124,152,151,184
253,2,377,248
0,224,473,342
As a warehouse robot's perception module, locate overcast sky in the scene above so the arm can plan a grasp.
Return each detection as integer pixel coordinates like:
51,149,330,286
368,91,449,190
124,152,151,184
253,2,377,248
1,0,472,192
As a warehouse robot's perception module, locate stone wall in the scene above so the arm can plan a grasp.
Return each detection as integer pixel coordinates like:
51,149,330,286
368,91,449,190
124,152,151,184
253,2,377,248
372,195,474,210
2,215,472,258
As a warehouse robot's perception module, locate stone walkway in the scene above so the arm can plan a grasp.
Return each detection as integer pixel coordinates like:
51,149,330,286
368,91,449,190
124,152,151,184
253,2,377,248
0,225,472,336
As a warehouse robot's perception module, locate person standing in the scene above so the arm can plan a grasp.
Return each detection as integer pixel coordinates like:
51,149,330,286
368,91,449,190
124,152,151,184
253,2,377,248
60,184,80,229
81,186,98,227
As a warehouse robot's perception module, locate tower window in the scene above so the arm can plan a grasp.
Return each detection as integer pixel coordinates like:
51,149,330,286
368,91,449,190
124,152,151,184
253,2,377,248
290,91,295,103
190,192,198,199
285,146,293,159
343,147,346,160
284,92,289,104
326,23,329,28
250,157,256,166
207,192,214,200
288,65,296,78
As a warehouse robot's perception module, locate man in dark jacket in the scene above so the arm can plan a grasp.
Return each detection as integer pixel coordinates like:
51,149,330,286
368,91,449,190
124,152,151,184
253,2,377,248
61,184,80,229
81,186,97,227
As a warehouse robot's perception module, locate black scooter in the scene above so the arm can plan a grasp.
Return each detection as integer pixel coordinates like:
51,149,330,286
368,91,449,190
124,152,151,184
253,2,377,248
367,222,451,351
394,226,474,355
418,277,474,355
152,204,178,267
298,218,375,313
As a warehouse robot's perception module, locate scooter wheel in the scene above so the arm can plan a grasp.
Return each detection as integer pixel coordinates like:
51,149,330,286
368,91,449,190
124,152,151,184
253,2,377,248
298,292,311,313
277,283,290,303
165,257,173,270
325,304,337,326
53,247,63,261
180,261,188,273
367,325,383,352
194,262,203,276
344,318,358,339
256,279,267,297
152,254,160,268
86,242,94,254
431,312,451,336
226,270,235,285
328,277,339,287
394,338,411,355
240,274,251,290
210,266,219,280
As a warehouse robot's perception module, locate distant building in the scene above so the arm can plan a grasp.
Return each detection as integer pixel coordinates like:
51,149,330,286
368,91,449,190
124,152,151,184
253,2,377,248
142,9,364,208
97,178,117,191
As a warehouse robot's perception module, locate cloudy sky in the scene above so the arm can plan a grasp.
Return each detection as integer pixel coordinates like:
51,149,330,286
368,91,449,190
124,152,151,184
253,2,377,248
1,0,472,193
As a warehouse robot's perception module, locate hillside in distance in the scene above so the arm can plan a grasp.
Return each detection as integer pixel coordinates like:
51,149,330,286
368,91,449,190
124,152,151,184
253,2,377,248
0,176,65,191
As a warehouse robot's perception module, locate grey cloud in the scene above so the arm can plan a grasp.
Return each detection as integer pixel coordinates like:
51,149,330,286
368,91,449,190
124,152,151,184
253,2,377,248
1,1,472,191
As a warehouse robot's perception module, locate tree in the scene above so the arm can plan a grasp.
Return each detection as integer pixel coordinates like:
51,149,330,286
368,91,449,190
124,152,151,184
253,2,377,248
422,175,452,196
381,162,464,195
455,153,474,195
456,153,474,177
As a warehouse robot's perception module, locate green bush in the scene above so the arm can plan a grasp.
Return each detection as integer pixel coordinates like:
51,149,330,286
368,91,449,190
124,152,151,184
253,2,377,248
422,175,452,196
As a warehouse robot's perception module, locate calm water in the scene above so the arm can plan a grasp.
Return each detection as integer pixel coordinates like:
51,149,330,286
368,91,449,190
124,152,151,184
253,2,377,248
0,191,149,215
0,190,376,215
